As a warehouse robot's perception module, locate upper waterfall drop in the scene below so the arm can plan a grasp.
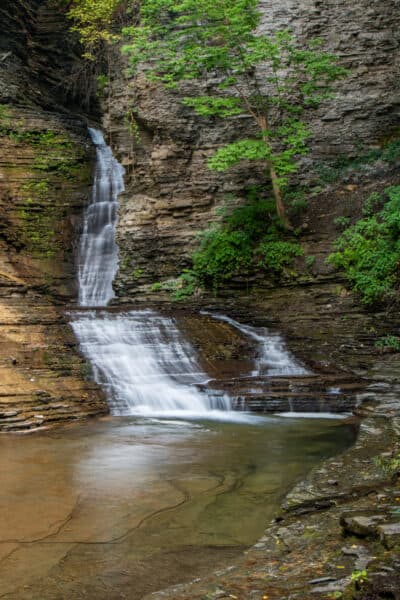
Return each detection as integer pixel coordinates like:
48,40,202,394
77,128,125,307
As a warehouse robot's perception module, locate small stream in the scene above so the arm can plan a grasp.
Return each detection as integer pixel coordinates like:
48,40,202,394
0,130,358,599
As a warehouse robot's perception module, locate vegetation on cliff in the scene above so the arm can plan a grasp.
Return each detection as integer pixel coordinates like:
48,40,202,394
328,186,400,307
122,0,346,227
65,0,124,58
65,0,345,227
169,194,303,296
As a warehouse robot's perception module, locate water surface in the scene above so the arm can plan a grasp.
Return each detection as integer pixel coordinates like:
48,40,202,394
0,416,356,599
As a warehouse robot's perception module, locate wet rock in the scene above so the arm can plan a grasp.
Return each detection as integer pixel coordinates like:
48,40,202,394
309,576,338,585
0,3,107,432
377,522,400,549
342,545,372,570
341,514,386,537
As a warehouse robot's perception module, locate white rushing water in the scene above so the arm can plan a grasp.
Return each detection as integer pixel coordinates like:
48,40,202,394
72,129,235,418
204,313,308,376
71,309,232,417
71,129,307,420
77,128,125,307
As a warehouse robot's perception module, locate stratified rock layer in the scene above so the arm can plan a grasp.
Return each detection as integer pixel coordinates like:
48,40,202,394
102,0,400,296
0,1,106,432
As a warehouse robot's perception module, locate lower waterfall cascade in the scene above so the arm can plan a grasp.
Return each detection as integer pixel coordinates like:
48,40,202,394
70,129,309,418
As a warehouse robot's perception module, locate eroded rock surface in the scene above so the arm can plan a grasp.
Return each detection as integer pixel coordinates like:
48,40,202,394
0,1,106,431
99,0,400,298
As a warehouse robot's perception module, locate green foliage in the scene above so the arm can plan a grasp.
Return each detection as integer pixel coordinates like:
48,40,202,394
257,239,303,272
374,453,400,474
122,0,346,220
67,0,123,58
350,570,368,585
172,271,198,301
375,335,400,352
170,195,303,294
362,192,383,217
328,186,400,305
192,226,254,288
333,216,351,230
316,138,400,184
124,107,140,141
96,74,110,92
305,255,316,269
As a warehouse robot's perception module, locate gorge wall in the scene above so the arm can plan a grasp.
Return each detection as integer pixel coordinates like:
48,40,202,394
0,0,399,431
100,0,400,376
103,0,400,300
0,0,106,432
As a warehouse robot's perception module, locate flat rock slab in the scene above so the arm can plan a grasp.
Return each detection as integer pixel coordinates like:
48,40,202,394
378,522,400,548
341,514,386,537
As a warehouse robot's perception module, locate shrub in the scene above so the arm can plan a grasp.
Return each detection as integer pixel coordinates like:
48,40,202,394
362,192,383,217
333,216,351,229
256,239,303,272
192,227,253,288
375,335,400,352
172,271,199,301
327,186,400,306
172,195,304,295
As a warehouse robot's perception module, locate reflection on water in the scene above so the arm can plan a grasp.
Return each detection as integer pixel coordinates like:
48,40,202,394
0,417,356,599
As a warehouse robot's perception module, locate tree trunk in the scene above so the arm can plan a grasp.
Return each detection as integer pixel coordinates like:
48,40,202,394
268,161,291,229
257,115,291,230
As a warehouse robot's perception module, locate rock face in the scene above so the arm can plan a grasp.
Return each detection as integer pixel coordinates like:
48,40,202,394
102,0,400,298
0,0,106,432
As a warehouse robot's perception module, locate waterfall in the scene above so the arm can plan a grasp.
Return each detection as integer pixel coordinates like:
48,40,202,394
71,309,231,416
71,129,307,419
205,314,308,376
77,128,125,307
71,129,232,417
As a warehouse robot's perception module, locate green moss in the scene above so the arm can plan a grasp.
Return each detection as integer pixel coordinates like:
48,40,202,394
131,268,144,279
1,120,88,180
1,123,91,260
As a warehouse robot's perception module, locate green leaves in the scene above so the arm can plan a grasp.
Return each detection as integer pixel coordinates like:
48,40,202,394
185,195,302,290
122,0,346,224
67,0,123,58
208,139,272,171
328,186,400,305
257,240,304,272
182,97,244,117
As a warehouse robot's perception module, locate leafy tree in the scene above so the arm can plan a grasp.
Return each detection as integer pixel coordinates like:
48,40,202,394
122,0,347,227
67,0,124,59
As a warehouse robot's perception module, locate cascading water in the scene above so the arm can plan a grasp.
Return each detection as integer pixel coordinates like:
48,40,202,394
205,313,308,376
77,128,124,307
71,129,231,417
71,129,307,419
71,309,231,416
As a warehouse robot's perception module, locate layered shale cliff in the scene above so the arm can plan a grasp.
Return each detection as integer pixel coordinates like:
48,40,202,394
0,0,106,432
101,0,400,374
102,0,400,297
